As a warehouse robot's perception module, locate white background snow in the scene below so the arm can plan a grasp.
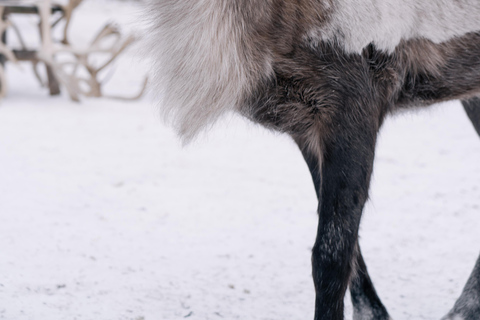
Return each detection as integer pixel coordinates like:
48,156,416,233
0,1,479,319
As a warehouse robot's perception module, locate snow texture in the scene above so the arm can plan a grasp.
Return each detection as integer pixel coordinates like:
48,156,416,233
0,1,480,320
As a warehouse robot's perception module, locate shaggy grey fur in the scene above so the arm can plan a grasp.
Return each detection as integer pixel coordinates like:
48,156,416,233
146,0,274,141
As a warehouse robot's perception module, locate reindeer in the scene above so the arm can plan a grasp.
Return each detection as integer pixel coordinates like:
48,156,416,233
146,1,480,319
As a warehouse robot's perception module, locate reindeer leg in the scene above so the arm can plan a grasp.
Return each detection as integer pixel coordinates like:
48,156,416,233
295,116,379,320
299,141,391,320
461,97,480,137
442,254,480,320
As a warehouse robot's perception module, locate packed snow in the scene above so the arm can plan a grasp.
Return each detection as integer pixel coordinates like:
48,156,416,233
0,1,479,320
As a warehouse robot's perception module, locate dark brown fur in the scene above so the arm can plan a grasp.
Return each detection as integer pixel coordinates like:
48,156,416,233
244,33,480,139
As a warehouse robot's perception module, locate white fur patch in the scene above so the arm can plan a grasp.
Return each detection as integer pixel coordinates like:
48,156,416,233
145,0,272,142
310,0,480,53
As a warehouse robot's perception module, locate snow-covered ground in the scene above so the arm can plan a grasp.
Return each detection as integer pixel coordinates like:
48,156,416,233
1,2,480,320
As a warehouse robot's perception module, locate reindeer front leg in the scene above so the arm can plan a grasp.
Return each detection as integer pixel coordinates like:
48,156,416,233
298,134,391,320
296,118,379,320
